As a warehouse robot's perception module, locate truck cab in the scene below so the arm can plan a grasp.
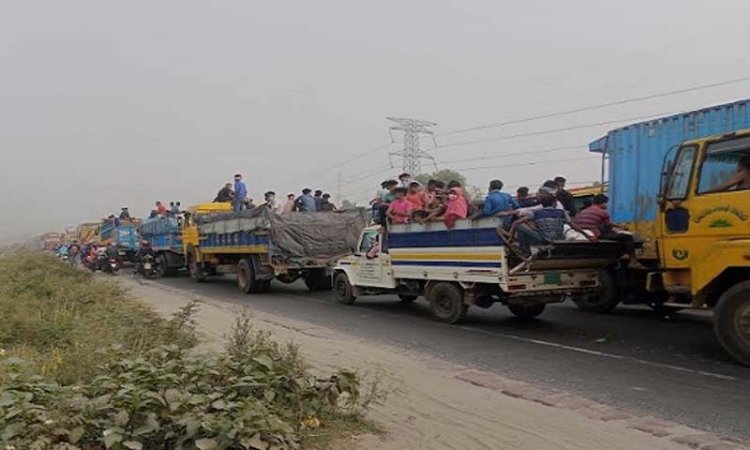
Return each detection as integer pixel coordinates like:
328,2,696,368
656,129,750,364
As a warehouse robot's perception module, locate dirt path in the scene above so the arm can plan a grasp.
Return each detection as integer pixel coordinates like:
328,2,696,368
123,278,744,450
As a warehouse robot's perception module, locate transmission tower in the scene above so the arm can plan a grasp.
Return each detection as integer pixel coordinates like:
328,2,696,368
387,117,438,175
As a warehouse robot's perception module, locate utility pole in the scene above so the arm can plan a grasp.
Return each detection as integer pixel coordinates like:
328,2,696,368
387,117,438,175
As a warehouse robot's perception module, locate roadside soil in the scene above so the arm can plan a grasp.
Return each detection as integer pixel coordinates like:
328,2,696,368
122,277,745,450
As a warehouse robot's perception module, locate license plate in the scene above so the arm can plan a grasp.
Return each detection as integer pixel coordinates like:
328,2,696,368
543,273,562,285
144,263,152,270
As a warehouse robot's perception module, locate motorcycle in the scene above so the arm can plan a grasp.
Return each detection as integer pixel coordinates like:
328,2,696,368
136,254,159,279
103,257,120,275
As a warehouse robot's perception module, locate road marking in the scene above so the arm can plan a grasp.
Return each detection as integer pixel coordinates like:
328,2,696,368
454,325,740,382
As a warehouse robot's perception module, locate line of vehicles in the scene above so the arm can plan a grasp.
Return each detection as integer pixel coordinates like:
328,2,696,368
45,98,750,366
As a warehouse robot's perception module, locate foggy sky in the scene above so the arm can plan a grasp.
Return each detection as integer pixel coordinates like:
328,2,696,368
2,0,749,243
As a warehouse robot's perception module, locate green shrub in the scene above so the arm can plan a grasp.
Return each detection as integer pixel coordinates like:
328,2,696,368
0,253,196,384
0,254,370,449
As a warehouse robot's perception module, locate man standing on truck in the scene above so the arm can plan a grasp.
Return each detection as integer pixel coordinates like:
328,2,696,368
119,207,131,220
554,176,577,216
233,174,247,211
509,195,592,256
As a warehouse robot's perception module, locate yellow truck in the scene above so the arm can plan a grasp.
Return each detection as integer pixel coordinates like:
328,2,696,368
588,99,750,365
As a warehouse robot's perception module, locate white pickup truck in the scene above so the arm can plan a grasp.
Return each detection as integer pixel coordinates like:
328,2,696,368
332,218,623,323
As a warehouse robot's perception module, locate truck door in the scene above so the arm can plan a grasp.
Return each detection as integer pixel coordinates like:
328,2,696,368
660,136,750,270
352,230,389,287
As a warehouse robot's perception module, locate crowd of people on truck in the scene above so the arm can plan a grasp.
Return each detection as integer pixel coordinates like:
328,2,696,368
366,172,640,265
212,173,338,213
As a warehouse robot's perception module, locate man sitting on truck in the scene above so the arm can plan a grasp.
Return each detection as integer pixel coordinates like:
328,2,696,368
387,187,414,224
509,195,593,256
481,180,518,225
574,194,644,268
214,183,234,202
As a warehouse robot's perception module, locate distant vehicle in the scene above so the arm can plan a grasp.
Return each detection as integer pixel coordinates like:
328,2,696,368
184,207,368,293
139,202,230,278
100,219,141,262
587,98,750,365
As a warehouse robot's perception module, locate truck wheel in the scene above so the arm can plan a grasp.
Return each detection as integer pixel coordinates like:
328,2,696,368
398,294,418,304
508,303,546,319
573,269,619,313
428,282,468,324
713,280,750,366
188,255,206,283
334,272,356,305
155,254,168,278
237,259,257,294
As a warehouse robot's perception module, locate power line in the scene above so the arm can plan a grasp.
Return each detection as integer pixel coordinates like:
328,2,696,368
438,144,582,166
431,110,681,151
437,75,750,137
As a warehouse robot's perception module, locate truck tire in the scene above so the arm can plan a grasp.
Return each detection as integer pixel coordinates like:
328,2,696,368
398,294,418,303
428,282,468,324
188,255,206,283
508,303,546,319
573,269,620,313
155,254,168,278
713,280,750,366
237,259,257,294
334,272,356,305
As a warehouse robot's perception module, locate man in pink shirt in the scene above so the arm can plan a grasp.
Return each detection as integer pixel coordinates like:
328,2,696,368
387,188,414,224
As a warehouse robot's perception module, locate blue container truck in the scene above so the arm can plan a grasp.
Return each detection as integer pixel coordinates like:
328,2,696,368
100,219,140,262
589,98,750,260
139,216,184,277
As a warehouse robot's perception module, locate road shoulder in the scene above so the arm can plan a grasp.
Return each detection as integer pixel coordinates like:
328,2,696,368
123,278,746,450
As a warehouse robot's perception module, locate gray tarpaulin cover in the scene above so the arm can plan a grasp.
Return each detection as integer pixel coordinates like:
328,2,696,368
196,207,369,258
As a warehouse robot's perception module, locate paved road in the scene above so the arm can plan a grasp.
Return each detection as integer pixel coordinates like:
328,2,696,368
151,275,750,440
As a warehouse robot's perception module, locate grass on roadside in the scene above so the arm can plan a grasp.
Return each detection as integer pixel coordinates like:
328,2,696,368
0,252,196,384
0,253,379,449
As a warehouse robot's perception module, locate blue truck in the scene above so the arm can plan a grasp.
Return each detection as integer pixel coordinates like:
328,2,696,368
99,219,140,262
589,98,750,261
139,215,184,277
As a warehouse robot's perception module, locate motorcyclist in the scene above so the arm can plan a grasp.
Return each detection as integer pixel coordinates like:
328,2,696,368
135,240,155,275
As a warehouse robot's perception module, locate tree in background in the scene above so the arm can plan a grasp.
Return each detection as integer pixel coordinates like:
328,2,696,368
415,169,484,203
415,169,467,187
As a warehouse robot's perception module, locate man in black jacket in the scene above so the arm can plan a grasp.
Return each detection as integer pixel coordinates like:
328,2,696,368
554,176,577,216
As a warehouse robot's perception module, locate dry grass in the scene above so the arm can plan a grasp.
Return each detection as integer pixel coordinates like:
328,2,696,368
0,252,196,384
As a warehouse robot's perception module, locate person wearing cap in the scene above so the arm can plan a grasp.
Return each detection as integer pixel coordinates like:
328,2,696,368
119,207,131,220
281,193,296,214
233,174,247,212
